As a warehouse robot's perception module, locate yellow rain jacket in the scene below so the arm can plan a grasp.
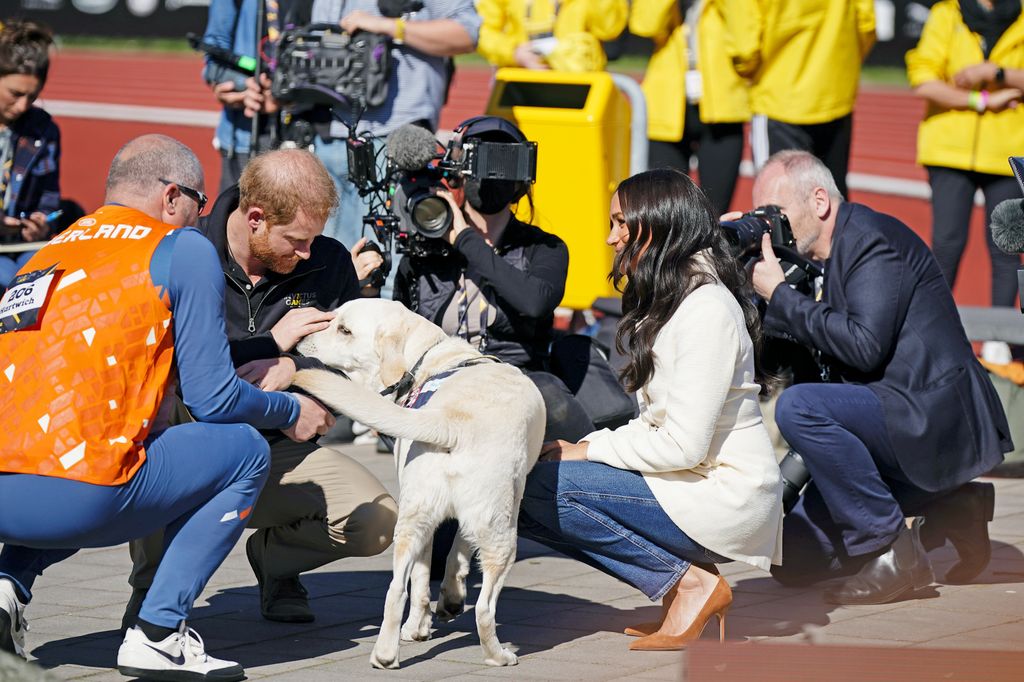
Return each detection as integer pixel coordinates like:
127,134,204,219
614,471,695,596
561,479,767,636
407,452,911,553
721,0,876,124
630,0,751,142
477,0,628,72
906,0,1024,176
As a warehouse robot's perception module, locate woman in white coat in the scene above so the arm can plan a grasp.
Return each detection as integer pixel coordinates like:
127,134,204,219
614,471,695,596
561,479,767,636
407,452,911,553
519,168,783,650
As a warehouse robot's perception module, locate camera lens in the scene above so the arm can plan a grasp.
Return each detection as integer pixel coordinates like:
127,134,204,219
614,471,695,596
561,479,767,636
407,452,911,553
779,449,812,514
410,195,452,239
719,215,769,258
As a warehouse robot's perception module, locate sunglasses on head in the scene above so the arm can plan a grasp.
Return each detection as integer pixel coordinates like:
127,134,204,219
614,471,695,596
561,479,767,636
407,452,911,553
159,177,209,215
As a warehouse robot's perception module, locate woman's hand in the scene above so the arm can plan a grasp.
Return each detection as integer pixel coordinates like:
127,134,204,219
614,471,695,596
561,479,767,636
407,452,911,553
987,88,1023,112
539,439,589,462
953,61,998,89
350,237,384,281
514,43,549,70
436,189,470,244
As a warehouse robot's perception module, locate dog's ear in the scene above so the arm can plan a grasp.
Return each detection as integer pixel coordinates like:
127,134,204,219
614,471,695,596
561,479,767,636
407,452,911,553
376,319,409,388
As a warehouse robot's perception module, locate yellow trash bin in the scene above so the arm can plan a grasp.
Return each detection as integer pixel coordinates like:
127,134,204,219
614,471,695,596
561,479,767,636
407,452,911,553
485,68,631,310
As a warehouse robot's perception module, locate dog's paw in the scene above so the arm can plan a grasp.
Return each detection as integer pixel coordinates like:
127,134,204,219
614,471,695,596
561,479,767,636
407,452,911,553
435,594,465,622
400,619,432,642
484,647,518,667
369,646,400,670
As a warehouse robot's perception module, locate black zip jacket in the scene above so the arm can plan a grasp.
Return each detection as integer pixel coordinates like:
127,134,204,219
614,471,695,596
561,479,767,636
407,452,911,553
199,185,361,370
393,217,568,370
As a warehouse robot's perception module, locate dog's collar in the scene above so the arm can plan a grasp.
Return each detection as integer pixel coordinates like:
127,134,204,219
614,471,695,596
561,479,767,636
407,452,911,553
379,341,444,401
379,343,500,402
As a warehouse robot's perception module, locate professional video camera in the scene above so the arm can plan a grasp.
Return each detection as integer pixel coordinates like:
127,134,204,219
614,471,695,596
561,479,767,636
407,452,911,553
346,117,538,273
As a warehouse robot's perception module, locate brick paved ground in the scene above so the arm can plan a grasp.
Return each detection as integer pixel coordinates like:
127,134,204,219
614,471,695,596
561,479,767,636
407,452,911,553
7,443,1024,681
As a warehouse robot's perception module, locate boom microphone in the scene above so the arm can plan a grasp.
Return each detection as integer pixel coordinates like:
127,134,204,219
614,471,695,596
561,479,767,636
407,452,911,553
386,124,440,171
990,198,1024,255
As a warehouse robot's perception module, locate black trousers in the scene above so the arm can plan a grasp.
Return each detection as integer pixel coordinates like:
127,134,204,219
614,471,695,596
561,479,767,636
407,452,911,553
648,103,744,216
926,166,1022,307
755,114,853,199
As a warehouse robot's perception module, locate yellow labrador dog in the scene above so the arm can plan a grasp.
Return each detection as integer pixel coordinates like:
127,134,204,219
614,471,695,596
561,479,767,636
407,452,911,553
293,299,545,669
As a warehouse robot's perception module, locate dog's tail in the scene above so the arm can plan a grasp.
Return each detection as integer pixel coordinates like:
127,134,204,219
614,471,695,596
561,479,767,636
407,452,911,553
291,369,458,449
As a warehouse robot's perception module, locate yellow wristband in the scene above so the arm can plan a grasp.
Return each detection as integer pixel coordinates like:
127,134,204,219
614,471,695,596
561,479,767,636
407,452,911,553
393,17,406,44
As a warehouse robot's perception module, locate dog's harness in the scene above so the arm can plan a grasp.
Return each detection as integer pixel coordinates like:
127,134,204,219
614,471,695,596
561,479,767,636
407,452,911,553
379,342,500,408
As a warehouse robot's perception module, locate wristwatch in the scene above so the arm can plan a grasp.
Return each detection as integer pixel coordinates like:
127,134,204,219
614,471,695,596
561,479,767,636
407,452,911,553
995,65,1006,85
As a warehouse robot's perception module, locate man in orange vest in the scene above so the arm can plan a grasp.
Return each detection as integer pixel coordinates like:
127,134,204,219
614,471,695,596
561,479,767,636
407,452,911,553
0,134,334,682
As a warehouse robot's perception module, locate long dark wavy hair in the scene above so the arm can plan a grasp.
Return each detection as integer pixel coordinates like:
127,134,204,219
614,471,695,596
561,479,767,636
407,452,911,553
612,168,763,392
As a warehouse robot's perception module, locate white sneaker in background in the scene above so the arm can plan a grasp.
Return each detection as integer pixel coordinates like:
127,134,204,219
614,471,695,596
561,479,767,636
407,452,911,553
0,578,28,659
117,623,243,681
981,340,1013,365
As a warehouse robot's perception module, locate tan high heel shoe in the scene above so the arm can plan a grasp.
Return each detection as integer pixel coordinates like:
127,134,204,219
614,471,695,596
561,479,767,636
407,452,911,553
628,575,732,651
624,564,720,638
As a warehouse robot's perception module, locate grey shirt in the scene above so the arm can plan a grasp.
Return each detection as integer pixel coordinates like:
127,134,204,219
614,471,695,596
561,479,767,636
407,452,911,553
312,0,481,136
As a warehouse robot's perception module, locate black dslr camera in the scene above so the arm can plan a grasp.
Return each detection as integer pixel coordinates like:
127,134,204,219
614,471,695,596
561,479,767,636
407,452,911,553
720,205,823,285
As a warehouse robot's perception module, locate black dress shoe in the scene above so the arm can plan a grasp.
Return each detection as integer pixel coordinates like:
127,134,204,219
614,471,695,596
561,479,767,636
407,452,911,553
918,482,995,584
824,518,934,605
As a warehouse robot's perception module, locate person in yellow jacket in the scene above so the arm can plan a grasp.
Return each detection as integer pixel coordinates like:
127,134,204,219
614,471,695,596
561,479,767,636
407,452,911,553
906,0,1024,309
721,0,875,198
477,0,628,72
631,0,749,215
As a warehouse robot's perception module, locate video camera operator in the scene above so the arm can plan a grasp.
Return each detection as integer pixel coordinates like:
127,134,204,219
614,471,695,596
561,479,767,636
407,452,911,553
393,116,595,443
747,151,1013,604
242,0,481,294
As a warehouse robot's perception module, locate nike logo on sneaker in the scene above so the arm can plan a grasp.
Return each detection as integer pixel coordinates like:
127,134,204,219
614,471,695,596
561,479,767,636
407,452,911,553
143,641,186,666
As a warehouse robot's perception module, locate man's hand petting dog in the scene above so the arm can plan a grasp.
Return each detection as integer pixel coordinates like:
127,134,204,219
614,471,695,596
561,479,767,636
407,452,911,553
283,393,335,442
271,308,336,352
539,439,589,462
237,357,297,391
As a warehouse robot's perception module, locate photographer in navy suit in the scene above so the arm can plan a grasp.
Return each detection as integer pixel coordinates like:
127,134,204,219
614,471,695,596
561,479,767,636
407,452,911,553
750,151,1013,605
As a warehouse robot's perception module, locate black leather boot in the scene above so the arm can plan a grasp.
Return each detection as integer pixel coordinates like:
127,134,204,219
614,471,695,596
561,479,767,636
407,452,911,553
824,518,934,605
917,482,995,584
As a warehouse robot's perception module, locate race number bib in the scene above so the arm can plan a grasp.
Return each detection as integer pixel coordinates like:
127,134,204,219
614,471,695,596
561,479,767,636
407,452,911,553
0,264,63,334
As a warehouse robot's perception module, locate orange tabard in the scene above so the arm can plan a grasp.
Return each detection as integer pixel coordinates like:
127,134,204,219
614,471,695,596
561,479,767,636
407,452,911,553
0,206,177,485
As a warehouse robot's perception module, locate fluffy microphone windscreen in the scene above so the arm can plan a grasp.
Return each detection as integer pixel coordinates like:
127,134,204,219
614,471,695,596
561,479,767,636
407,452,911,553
386,125,439,171
990,198,1024,255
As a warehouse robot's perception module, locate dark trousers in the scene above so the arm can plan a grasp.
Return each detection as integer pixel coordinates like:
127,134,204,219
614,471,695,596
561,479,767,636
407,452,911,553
648,103,744,216
761,114,853,198
771,383,945,586
926,166,1022,307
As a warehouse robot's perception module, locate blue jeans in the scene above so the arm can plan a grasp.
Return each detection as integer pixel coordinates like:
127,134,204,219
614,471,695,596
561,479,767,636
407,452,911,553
0,251,34,288
314,134,399,298
519,461,728,601
0,421,269,628
772,383,943,586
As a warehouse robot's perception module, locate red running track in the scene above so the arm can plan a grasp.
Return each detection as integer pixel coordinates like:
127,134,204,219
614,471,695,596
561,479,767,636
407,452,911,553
42,50,1014,307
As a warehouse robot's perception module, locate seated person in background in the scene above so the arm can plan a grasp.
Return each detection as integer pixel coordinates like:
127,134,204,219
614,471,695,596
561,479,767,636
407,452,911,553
394,116,595,443
750,151,1013,602
476,0,627,72
0,19,60,288
123,149,397,629
521,168,783,651
0,134,333,681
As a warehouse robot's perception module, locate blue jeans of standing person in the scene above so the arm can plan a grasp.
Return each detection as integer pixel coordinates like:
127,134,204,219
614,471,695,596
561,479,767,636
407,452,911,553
771,383,944,586
315,134,399,298
0,421,269,628
0,251,34,289
519,461,728,601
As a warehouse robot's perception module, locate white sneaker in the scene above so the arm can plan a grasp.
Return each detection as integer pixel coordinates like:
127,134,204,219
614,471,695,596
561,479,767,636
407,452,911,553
117,624,243,681
0,578,28,659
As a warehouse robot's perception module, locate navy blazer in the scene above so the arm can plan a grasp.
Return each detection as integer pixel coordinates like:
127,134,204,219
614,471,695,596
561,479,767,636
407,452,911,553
765,202,1012,492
